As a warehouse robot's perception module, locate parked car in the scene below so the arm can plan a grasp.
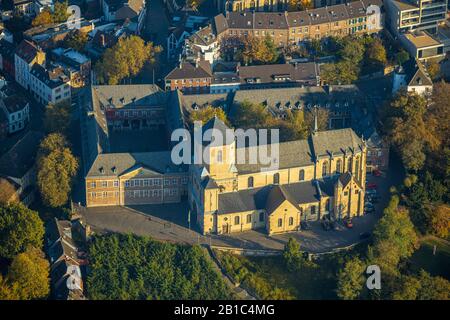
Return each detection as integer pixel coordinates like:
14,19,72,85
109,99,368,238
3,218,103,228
372,169,382,177
359,232,371,240
366,183,377,190
344,218,353,228
321,220,331,231
301,221,311,230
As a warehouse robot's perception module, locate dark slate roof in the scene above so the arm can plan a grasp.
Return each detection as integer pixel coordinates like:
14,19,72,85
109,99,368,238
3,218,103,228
202,176,219,189
238,63,319,85
338,172,352,187
217,179,335,215
2,95,29,113
30,64,69,89
0,131,44,179
165,60,212,80
15,40,41,63
405,59,433,87
311,128,364,158
213,14,228,35
86,151,187,178
0,39,16,60
201,116,232,147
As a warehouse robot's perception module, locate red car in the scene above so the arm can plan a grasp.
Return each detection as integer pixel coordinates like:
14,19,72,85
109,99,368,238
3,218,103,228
344,219,353,228
372,169,382,177
366,183,377,190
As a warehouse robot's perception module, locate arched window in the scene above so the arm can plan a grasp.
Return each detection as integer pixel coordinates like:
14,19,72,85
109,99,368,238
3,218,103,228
273,173,280,184
234,216,240,225
336,159,342,174
289,217,294,226
246,214,252,223
248,176,254,188
325,199,331,211
299,169,305,181
259,212,264,222
277,218,283,227
311,205,316,215
348,157,353,173
217,150,223,163
322,161,328,177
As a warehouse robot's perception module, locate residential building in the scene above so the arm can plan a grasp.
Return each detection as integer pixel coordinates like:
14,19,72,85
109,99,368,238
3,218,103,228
0,131,44,205
215,0,288,12
392,58,433,95
47,218,86,300
189,117,367,235
51,48,91,88
14,40,46,91
29,64,71,105
182,25,220,65
214,0,384,47
13,0,35,17
34,0,54,15
0,38,16,78
385,0,448,35
165,60,213,93
102,0,147,33
399,31,445,60
0,94,30,134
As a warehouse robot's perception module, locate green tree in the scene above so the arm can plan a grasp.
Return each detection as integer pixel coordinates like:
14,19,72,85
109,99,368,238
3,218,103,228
426,60,441,81
0,275,19,300
239,35,279,65
32,9,53,27
8,247,50,300
321,61,359,85
396,50,410,66
44,101,71,134
53,1,70,23
429,204,450,238
189,106,229,126
393,271,450,300
0,178,18,205
96,36,162,85
36,133,79,208
371,196,418,274
366,39,387,66
63,30,88,52
283,238,303,272
336,257,366,300
0,203,44,259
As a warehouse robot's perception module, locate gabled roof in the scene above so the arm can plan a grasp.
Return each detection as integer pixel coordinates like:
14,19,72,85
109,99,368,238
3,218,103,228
201,116,231,146
265,184,299,215
15,40,42,64
311,128,364,158
408,59,433,87
0,131,44,179
165,60,212,80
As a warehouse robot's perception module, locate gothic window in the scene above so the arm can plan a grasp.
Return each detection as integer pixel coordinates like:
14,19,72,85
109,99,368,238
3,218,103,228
234,216,240,225
322,161,328,177
299,169,305,181
278,218,283,227
259,212,264,222
248,176,254,188
246,214,252,223
273,173,280,184
289,217,294,226
355,157,360,180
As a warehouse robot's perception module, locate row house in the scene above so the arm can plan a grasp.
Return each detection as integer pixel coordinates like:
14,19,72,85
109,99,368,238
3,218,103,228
29,64,71,105
102,0,147,34
214,0,384,47
50,48,91,88
0,94,30,134
165,60,213,94
0,38,16,78
14,40,46,91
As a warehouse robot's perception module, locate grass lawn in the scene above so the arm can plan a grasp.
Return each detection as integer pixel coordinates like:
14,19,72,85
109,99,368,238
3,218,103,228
409,236,450,280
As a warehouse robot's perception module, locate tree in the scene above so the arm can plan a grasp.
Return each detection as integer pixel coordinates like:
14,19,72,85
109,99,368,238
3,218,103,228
44,101,71,134
32,9,53,27
383,91,440,171
429,204,450,238
285,110,309,140
366,39,387,66
238,35,279,65
321,61,359,84
304,108,330,133
63,30,88,52
396,50,410,66
0,178,18,205
339,37,365,63
288,0,313,10
37,133,79,207
95,36,162,85
53,0,70,23
336,257,366,300
371,196,419,274
283,238,303,272
0,275,19,300
393,271,450,300
426,60,441,81
0,203,44,259
8,247,50,300
189,106,228,126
